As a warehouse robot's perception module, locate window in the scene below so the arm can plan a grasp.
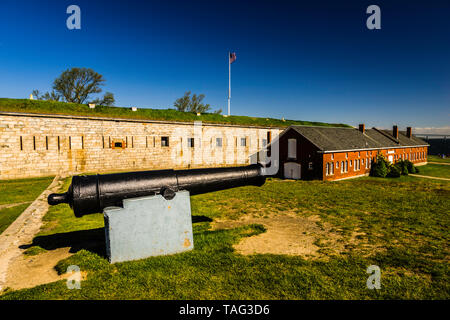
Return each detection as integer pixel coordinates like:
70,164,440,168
240,137,247,147
267,131,272,144
216,138,222,147
336,162,339,169
326,163,329,176
350,160,353,167
346,153,348,159
288,139,297,159
358,152,360,157
188,138,194,148
111,139,126,149
161,136,169,147
341,161,344,173
345,161,348,172
308,162,313,170
330,162,334,174
331,154,334,160
366,158,369,169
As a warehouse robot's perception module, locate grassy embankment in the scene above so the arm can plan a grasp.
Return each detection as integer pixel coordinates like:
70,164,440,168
1,175,448,299
0,177,54,234
416,164,450,179
427,155,450,164
0,98,349,128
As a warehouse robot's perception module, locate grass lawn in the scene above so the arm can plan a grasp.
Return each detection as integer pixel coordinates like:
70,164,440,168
0,176,54,205
0,98,349,128
0,177,54,234
0,176,448,299
0,203,31,234
427,155,450,164
416,164,450,179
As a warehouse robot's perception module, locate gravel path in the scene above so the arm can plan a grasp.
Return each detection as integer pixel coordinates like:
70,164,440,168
0,176,64,291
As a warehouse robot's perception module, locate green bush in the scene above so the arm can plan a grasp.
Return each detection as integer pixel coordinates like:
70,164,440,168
405,160,417,174
387,164,402,178
396,160,409,175
370,154,388,178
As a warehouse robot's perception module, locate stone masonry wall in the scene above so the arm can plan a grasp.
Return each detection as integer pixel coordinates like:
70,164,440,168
0,113,281,180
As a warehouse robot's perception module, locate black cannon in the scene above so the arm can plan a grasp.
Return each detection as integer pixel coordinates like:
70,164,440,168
48,164,266,217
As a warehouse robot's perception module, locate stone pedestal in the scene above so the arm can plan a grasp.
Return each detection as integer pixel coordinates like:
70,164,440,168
103,190,194,263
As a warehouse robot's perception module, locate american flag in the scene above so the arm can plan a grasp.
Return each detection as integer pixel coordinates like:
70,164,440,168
229,52,236,64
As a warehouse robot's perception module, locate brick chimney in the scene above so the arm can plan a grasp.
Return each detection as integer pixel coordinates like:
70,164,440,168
407,127,412,138
358,124,365,134
393,125,399,139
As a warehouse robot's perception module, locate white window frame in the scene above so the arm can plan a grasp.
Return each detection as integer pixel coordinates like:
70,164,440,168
287,139,297,159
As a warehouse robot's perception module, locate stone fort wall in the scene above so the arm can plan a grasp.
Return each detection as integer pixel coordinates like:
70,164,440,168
0,112,281,180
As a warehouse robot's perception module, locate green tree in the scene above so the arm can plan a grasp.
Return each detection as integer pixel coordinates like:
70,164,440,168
33,68,115,105
53,68,105,104
370,154,388,178
32,89,60,102
174,91,221,114
91,92,115,106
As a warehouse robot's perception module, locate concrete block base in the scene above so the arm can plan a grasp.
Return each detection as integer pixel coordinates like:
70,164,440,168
103,190,194,263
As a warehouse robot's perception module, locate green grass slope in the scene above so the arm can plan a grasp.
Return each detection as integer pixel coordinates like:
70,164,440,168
0,98,350,128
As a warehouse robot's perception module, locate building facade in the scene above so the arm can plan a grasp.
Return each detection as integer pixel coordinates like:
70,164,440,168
278,124,429,181
0,112,280,180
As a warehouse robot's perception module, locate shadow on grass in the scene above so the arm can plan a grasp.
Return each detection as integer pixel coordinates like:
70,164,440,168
19,215,213,258
20,228,107,257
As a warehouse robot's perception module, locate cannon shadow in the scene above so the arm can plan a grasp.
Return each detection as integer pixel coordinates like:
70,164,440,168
20,228,107,257
19,215,213,257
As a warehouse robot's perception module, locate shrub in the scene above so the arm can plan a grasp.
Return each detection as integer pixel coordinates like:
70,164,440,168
387,164,402,178
396,160,409,175
405,160,417,174
370,154,388,178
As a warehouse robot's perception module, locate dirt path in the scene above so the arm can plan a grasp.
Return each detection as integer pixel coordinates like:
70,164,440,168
410,174,450,181
0,176,64,292
213,213,345,258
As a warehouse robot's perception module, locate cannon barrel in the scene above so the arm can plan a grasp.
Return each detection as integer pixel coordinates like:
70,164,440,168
48,164,266,217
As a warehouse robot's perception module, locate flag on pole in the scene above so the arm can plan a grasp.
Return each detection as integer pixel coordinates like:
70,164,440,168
229,52,236,64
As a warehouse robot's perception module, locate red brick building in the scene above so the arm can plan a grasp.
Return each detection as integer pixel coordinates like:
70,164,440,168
278,125,429,181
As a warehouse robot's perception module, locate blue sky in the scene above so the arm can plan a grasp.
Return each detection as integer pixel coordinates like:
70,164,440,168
0,0,449,131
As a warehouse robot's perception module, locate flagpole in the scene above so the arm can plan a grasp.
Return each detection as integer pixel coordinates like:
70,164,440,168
228,52,231,116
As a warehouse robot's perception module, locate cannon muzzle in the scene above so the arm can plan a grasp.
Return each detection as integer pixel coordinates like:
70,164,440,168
48,164,266,217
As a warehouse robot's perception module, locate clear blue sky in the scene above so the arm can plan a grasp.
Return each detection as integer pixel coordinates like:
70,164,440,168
0,0,449,130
